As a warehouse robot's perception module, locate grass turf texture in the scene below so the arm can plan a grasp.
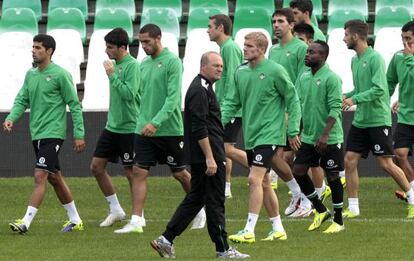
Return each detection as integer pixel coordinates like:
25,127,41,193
1,177,413,260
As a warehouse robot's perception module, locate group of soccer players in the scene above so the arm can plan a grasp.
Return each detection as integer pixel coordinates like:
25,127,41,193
3,0,414,259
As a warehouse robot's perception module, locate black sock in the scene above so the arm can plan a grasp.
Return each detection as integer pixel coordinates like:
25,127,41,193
295,174,327,213
328,176,344,225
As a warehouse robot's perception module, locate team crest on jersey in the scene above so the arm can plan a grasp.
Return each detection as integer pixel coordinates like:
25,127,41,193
286,51,291,57
118,67,123,73
383,129,389,136
46,76,52,81
158,62,163,68
362,61,367,67
259,73,265,80
316,79,321,86
179,141,184,149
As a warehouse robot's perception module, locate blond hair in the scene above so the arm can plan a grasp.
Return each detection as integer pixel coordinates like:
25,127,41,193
244,32,268,52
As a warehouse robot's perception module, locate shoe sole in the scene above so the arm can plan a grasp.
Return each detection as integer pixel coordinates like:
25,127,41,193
323,226,345,234
9,223,27,235
395,191,408,202
309,212,331,231
150,240,174,258
229,237,255,244
99,215,126,227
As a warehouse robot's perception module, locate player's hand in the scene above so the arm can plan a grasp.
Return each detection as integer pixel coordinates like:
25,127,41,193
3,120,13,132
342,98,354,111
391,101,399,114
74,139,86,152
141,123,157,137
205,157,217,176
103,60,115,76
403,41,414,56
288,135,301,151
315,134,328,154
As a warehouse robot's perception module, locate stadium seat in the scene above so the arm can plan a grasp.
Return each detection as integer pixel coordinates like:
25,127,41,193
140,8,180,40
283,0,323,20
0,8,38,36
48,0,88,20
327,10,365,35
326,28,355,95
235,28,271,57
374,27,404,105
83,29,112,111
95,0,136,20
142,0,182,21
235,0,275,17
188,0,228,15
182,29,220,109
375,0,414,16
187,8,222,36
94,8,134,43
233,8,272,38
2,0,42,21
47,8,87,43
137,32,178,62
328,0,368,20
374,7,412,35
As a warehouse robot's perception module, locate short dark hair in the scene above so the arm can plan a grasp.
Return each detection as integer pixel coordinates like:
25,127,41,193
402,21,414,35
104,28,129,49
33,34,56,55
289,0,313,17
313,40,329,60
293,22,314,39
139,23,162,38
209,14,232,36
272,8,295,24
344,19,368,40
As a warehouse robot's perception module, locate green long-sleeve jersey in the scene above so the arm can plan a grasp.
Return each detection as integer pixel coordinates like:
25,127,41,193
7,62,84,140
106,54,141,133
387,50,414,126
313,25,326,42
296,65,343,144
135,48,183,136
268,37,308,83
221,59,301,149
345,47,391,128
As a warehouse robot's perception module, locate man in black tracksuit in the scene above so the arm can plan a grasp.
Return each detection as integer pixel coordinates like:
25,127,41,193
150,52,249,259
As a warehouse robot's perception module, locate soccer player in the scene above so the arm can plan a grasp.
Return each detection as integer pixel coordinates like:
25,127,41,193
89,28,141,229
293,22,314,45
207,14,245,199
342,20,414,218
151,52,249,259
115,24,205,233
295,40,345,233
387,21,414,202
289,0,326,42
223,32,301,243
3,34,85,234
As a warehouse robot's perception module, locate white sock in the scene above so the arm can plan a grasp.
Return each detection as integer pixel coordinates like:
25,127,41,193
286,179,301,197
410,181,414,191
160,235,172,245
269,215,284,232
348,198,360,214
22,206,38,228
105,194,123,213
406,188,414,205
339,170,345,178
315,181,327,198
269,169,278,183
131,214,145,226
225,182,231,194
243,213,259,234
63,201,81,224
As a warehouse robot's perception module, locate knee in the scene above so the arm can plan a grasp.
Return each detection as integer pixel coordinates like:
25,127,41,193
394,150,408,162
345,154,357,169
34,172,48,185
247,175,261,187
173,170,190,183
90,162,104,176
47,174,60,186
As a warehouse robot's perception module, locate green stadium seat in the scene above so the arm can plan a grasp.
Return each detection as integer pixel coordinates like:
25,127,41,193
233,7,272,37
95,0,136,20
375,0,414,15
374,7,412,35
48,0,88,20
235,0,275,17
2,0,42,21
189,0,228,15
327,9,365,35
328,0,368,20
283,0,323,20
0,8,38,35
142,0,182,21
187,8,222,36
94,8,133,42
141,8,180,40
46,8,86,43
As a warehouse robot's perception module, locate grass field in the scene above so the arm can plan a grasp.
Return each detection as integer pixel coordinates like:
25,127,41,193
1,176,413,260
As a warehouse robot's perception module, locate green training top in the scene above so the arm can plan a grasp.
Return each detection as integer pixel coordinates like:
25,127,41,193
7,62,84,140
221,58,301,149
312,24,326,42
344,47,391,128
106,54,141,133
387,50,414,126
268,37,308,83
136,48,183,136
296,64,343,144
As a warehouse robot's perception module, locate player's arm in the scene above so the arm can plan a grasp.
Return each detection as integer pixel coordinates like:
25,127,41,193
386,53,399,97
106,60,140,102
221,69,242,126
4,74,31,132
222,46,242,101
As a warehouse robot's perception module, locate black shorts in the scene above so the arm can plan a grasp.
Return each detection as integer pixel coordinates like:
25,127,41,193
32,139,64,173
223,117,242,143
294,142,344,172
134,135,186,172
246,145,277,170
346,125,393,158
394,123,414,155
93,129,134,165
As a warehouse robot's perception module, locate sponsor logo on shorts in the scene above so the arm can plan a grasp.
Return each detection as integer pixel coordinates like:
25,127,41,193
37,157,47,167
179,141,184,149
253,154,264,165
272,145,276,151
167,156,174,163
383,129,389,136
374,144,384,153
327,159,334,167
124,153,130,160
